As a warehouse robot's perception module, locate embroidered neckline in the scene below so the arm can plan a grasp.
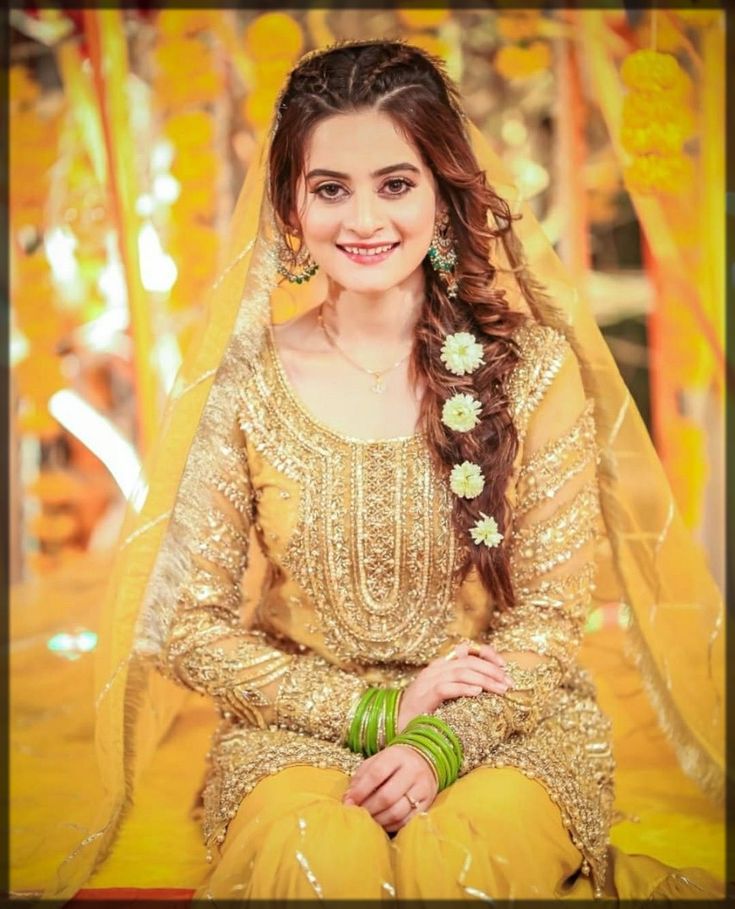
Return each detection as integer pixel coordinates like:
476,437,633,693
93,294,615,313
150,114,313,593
265,322,426,447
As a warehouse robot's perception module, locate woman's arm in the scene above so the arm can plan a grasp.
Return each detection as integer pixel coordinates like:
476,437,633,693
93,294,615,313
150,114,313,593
158,406,368,742
433,328,601,773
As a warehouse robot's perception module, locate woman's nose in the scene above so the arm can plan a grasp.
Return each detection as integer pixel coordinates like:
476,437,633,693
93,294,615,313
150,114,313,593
343,191,383,235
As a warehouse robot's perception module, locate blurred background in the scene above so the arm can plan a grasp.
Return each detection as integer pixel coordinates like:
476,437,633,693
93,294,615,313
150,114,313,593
9,6,726,898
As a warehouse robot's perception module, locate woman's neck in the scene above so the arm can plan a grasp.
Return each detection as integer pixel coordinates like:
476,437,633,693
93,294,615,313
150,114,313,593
321,272,425,350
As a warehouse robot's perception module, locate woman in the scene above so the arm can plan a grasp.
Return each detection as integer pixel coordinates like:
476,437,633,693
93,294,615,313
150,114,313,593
46,40,725,902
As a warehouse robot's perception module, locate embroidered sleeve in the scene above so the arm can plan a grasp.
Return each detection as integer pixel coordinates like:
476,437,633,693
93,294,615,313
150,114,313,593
434,327,601,773
158,405,367,741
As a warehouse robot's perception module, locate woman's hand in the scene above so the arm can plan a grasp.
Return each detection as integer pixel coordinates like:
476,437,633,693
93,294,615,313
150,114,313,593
397,640,512,732
342,744,439,833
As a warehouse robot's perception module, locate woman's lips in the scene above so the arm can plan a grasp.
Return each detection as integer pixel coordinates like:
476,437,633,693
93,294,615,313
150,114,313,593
337,242,400,265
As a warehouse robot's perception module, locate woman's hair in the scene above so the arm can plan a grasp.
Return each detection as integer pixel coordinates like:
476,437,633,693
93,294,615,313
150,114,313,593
268,40,528,610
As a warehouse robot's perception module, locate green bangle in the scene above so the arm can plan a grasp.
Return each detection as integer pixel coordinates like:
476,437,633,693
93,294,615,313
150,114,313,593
392,729,449,789
396,715,463,789
358,689,380,752
407,730,453,788
411,714,464,762
347,687,406,756
403,715,463,780
379,689,395,749
384,688,401,744
406,726,461,781
348,688,378,753
394,741,440,789
365,688,388,756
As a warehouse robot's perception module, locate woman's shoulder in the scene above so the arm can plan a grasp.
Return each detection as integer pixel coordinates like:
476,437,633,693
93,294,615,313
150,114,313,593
507,319,573,432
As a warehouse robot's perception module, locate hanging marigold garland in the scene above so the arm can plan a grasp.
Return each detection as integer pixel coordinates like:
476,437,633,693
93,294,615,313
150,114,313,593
619,48,695,196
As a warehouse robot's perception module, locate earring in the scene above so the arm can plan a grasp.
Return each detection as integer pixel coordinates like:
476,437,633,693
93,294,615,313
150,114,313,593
276,233,319,284
428,212,459,299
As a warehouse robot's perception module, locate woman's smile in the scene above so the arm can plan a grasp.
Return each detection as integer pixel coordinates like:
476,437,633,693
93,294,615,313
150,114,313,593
337,241,401,265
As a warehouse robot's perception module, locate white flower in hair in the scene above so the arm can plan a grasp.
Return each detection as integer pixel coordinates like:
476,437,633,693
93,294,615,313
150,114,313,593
450,461,485,499
441,393,482,433
440,332,485,376
469,513,504,548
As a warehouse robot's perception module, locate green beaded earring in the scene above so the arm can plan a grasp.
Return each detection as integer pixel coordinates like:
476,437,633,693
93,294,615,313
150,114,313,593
427,210,459,299
276,232,319,284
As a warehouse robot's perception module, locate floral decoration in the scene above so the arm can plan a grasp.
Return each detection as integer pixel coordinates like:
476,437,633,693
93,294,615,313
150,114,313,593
440,331,485,376
449,461,485,499
618,48,695,198
469,513,504,548
441,393,482,433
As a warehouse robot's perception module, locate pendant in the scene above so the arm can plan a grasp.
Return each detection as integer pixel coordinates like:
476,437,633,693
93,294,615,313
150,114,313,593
372,376,386,394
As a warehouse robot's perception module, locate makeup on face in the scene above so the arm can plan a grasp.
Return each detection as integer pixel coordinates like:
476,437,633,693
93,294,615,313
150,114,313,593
295,110,437,294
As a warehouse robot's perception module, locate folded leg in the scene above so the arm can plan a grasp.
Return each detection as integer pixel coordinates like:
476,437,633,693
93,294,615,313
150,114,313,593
194,765,395,902
393,765,585,900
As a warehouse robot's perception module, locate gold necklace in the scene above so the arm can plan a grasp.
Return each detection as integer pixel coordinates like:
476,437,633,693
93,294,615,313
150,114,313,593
317,302,413,394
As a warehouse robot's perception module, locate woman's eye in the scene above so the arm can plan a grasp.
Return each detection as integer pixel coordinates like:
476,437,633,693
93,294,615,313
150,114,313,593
314,183,346,200
382,178,413,196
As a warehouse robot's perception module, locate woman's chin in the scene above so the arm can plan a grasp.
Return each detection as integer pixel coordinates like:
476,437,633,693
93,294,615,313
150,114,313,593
326,267,418,297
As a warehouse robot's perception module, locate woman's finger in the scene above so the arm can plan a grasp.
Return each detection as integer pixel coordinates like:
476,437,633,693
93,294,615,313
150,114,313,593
435,681,493,699
374,779,434,829
359,766,414,817
445,641,507,667
451,669,511,693
451,657,512,686
343,756,398,806
373,794,415,830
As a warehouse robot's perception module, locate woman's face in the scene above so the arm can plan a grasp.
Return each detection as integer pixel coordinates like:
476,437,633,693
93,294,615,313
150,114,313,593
293,108,438,296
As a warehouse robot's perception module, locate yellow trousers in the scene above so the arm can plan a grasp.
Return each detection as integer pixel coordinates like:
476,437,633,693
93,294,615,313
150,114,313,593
195,765,724,902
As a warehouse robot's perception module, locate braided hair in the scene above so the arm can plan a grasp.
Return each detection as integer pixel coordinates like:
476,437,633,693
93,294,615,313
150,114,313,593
268,40,527,610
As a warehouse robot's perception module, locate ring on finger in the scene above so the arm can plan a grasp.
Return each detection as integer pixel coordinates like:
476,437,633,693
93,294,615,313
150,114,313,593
405,792,421,810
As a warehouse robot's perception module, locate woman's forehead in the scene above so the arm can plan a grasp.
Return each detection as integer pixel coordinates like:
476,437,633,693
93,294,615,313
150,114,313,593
303,110,425,177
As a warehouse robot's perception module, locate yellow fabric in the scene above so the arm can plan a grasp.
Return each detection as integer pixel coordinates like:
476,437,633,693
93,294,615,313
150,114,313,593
194,765,724,902
11,555,722,895
39,40,724,902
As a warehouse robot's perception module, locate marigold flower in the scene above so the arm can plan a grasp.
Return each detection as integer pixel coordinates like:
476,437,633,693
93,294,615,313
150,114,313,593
621,92,693,134
440,332,485,376
450,461,485,499
620,49,683,93
623,153,694,196
621,121,687,157
441,394,482,433
469,513,503,548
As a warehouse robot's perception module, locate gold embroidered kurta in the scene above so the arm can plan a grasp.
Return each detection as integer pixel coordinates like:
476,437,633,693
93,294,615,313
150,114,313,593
158,320,615,895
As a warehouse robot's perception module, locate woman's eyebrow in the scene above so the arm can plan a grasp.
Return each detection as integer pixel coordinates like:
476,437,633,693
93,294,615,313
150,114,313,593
305,162,421,180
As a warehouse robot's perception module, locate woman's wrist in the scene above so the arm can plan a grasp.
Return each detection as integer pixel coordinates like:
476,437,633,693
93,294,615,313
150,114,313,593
390,713,464,791
345,686,404,755
393,741,441,790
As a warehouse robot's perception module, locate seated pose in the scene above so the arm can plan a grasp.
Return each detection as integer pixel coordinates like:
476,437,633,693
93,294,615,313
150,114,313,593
47,40,725,902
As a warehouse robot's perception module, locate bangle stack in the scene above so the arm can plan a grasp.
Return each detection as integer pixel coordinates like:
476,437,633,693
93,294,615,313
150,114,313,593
345,687,403,756
390,715,463,791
